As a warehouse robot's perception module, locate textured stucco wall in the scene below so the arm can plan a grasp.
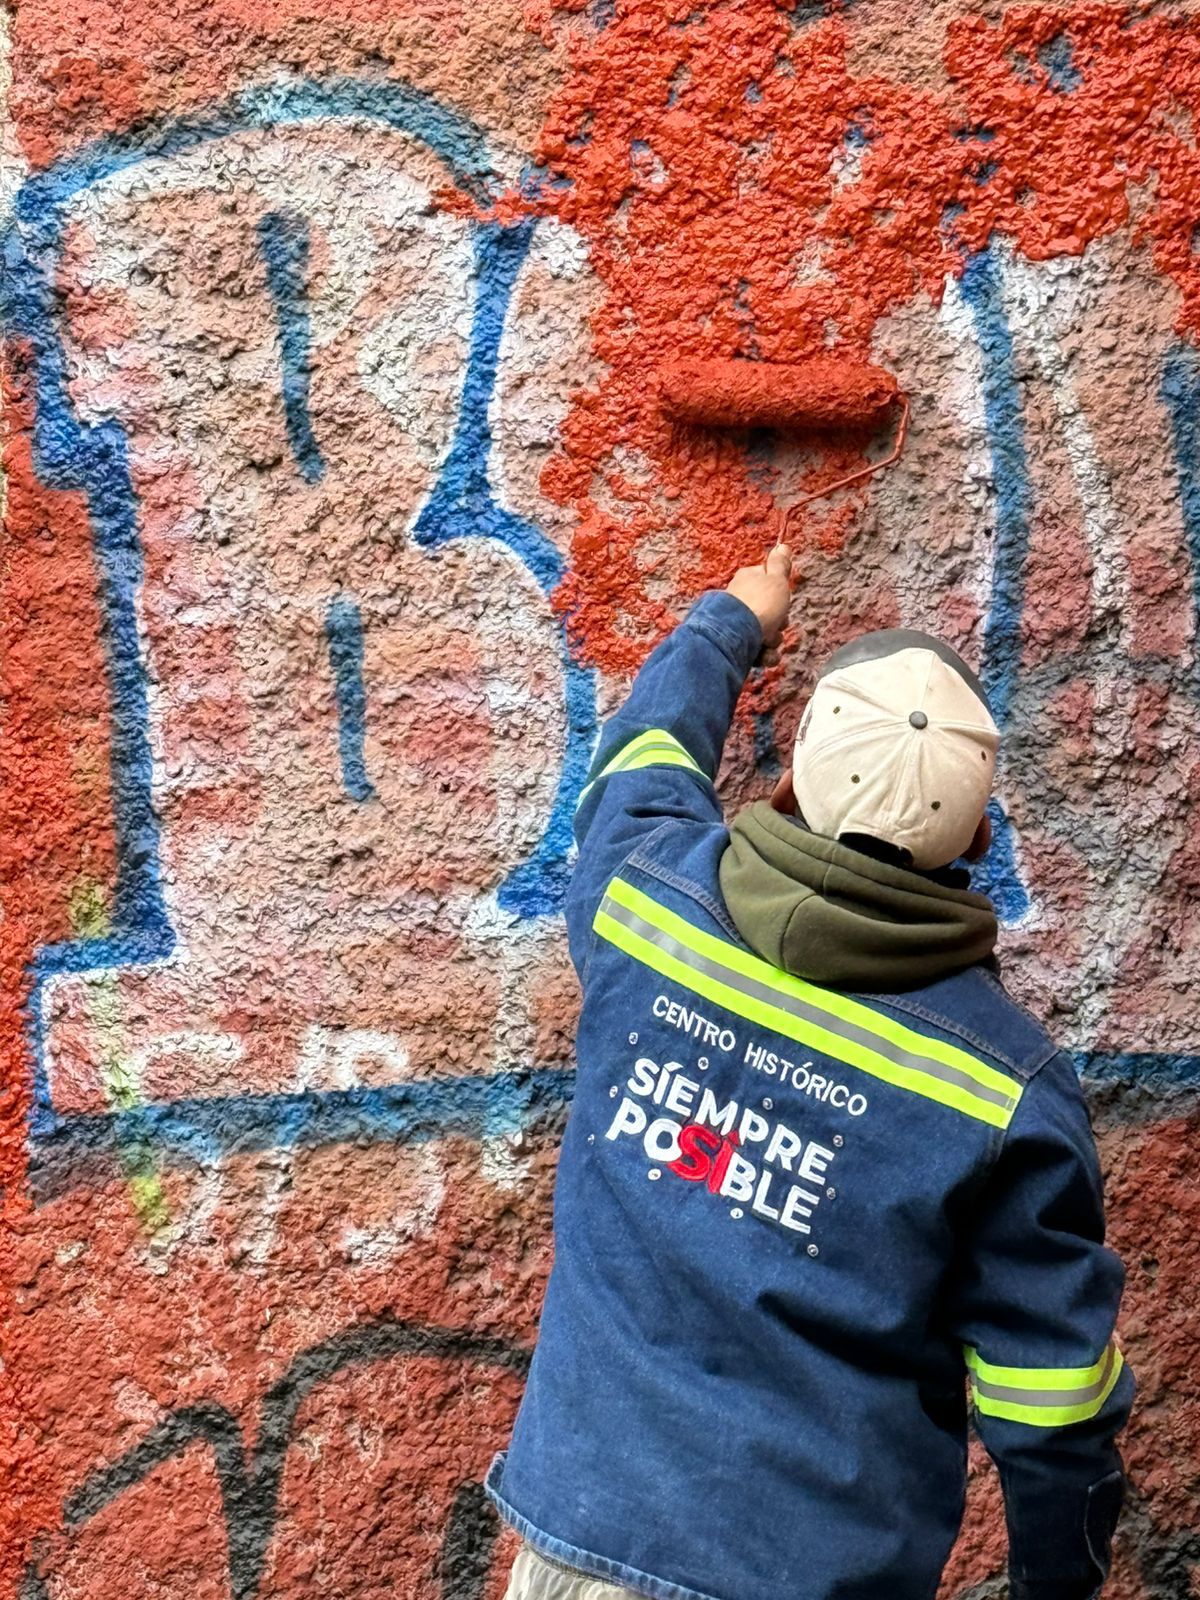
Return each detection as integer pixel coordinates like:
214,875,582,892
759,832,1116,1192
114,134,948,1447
2,2,1198,1596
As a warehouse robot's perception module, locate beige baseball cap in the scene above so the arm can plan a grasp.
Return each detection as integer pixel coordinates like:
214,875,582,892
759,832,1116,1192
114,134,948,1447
792,630,999,871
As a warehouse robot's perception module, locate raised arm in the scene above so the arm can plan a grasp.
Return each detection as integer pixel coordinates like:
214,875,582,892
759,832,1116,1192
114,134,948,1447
565,546,792,952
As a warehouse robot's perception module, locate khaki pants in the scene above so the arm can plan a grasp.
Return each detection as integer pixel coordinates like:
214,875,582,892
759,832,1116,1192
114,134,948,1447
504,1543,641,1600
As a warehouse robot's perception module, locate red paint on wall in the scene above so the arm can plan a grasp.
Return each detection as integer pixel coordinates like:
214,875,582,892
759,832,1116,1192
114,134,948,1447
13,4,1200,684
514,4,1200,673
946,9,1200,289
516,11,959,671
0,353,118,1590
8,0,566,170
5,4,1200,1596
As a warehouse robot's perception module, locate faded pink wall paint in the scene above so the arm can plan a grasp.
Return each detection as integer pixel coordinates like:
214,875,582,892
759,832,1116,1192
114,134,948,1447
2,5,1199,1598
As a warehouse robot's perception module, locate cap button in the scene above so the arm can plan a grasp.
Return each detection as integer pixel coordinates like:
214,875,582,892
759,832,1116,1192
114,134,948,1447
908,710,928,729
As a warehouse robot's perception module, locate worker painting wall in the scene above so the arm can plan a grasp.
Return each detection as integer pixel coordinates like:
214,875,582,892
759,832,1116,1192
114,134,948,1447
1,2,1197,1596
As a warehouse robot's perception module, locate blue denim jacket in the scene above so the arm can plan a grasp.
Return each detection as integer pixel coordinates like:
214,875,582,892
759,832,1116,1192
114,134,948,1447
489,592,1132,1600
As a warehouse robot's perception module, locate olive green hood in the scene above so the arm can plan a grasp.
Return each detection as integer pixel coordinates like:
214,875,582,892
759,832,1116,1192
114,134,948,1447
718,801,998,991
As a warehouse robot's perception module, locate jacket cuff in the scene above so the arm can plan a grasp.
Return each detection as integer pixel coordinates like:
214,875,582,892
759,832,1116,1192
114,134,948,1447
683,590,763,676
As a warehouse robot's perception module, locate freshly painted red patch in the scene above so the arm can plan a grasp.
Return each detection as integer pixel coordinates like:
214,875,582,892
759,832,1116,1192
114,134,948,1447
512,4,1200,673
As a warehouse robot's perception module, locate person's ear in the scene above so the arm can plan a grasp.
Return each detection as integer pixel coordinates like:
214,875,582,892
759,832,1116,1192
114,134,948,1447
770,768,797,815
964,811,991,862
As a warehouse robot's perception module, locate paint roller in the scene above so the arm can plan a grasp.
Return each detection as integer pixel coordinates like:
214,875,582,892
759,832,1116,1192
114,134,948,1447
658,356,910,548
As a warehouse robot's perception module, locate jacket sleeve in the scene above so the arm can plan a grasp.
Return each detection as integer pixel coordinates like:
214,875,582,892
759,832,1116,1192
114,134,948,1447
947,1050,1134,1600
565,590,762,942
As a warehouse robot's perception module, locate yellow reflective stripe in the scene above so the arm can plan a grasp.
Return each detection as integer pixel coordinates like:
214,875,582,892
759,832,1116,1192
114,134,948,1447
577,728,706,808
596,728,672,773
966,1342,1123,1427
594,881,1022,1129
613,880,1019,1106
594,908,1010,1129
619,749,700,776
965,1344,1116,1391
601,877,1022,1127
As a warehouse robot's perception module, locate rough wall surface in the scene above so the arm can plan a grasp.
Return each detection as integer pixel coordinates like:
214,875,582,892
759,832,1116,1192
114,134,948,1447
1,1,1198,1596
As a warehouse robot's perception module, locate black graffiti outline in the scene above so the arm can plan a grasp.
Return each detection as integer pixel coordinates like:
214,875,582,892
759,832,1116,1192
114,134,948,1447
20,1315,530,1600
19,1314,1198,1599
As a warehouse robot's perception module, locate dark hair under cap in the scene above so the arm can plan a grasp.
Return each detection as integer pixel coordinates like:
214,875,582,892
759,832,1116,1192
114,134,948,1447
817,628,992,714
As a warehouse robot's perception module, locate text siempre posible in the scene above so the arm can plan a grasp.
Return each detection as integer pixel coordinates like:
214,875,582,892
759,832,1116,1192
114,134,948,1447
604,1056,839,1238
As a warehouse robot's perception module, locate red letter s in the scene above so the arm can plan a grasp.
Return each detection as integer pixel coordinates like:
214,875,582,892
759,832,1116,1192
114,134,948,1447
669,1122,721,1182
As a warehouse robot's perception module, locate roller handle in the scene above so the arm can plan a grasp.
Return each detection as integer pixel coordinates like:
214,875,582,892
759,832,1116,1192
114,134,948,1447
773,391,910,547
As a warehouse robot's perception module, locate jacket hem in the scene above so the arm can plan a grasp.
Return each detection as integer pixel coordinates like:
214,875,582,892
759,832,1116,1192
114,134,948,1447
485,1454,731,1600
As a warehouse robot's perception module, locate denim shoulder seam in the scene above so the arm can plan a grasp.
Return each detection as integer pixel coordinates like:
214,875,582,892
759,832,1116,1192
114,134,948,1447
625,837,742,942
857,987,1034,1083
976,971,1059,1078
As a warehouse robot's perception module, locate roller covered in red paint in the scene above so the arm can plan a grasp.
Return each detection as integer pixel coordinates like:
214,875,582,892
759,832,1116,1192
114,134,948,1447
658,356,910,540
658,356,899,432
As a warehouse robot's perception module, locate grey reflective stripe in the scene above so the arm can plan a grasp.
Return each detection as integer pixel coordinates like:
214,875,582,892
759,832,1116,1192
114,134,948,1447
600,891,1016,1114
971,1343,1119,1409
